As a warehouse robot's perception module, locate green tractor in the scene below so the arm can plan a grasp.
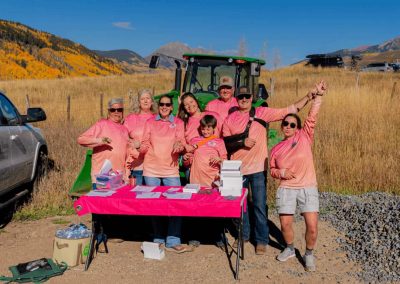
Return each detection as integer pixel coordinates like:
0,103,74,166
69,53,281,197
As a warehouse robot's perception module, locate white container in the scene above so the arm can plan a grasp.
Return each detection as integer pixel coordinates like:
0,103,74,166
141,242,165,260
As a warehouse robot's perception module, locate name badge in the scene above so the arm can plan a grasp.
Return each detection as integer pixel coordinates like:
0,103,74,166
207,141,217,147
169,123,176,128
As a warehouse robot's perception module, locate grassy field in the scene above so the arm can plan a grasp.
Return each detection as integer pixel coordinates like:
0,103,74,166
1,66,399,219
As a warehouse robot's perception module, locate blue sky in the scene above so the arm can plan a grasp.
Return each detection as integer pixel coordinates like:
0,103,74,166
1,0,399,67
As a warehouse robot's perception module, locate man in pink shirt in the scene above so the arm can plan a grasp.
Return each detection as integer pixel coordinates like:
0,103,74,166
270,81,326,272
223,87,314,255
78,98,129,187
205,76,238,121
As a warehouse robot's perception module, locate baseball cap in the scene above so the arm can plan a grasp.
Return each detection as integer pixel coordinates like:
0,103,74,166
219,76,234,88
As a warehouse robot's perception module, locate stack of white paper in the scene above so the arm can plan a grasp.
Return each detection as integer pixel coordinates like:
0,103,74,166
219,160,243,197
183,184,200,193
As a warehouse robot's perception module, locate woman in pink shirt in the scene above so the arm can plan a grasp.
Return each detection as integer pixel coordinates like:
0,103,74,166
124,89,156,185
178,92,222,142
140,95,190,253
178,92,223,181
270,81,327,272
77,98,129,188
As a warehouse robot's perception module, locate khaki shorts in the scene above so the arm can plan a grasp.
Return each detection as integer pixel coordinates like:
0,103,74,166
275,187,319,214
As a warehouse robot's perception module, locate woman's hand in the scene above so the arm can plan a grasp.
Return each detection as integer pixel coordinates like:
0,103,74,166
209,156,222,167
172,141,184,154
244,138,256,148
185,144,196,153
310,80,327,98
281,169,295,180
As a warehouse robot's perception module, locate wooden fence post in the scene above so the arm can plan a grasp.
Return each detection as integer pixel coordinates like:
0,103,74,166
391,82,397,99
295,78,299,97
355,73,360,94
25,94,30,109
270,77,275,97
67,96,71,121
100,93,104,118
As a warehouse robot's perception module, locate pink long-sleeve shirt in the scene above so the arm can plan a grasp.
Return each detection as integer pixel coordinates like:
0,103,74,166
141,115,186,177
124,113,155,171
205,98,238,122
184,111,223,143
223,105,297,175
270,97,322,188
77,119,129,182
189,136,227,186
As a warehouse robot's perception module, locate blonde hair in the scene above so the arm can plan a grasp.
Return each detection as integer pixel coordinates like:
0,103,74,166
131,89,157,114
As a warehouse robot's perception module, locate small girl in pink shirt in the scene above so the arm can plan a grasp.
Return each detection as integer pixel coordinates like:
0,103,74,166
187,114,227,186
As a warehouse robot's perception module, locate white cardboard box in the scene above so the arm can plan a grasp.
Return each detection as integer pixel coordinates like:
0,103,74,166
141,242,165,260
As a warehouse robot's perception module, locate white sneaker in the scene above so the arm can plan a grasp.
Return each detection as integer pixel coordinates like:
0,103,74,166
303,254,316,272
276,247,295,262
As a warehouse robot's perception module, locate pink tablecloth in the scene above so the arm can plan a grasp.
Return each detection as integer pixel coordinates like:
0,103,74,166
74,185,247,218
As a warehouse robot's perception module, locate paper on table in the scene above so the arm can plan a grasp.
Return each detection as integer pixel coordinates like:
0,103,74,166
135,192,161,199
99,159,112,174
131,185,156,192
162,192,192,200
85,190,116,197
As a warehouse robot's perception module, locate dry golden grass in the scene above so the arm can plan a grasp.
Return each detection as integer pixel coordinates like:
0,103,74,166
0,67,399,218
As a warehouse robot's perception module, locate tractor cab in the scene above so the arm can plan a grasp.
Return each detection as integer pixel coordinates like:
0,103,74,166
149,53,268,110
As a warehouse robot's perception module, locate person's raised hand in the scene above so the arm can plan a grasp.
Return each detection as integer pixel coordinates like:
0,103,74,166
244,138,256,148
315,80,327,96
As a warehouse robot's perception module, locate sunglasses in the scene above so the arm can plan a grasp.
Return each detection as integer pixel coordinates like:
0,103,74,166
109,108,123,113
159,102,172,107
237,93,252,100
282,121,297,128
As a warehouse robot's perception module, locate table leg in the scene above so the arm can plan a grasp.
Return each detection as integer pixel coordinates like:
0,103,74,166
235,205,245,280
84,214,97,271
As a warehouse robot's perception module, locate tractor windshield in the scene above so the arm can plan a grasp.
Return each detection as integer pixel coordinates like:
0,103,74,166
183,58,237,94
183,58,259,98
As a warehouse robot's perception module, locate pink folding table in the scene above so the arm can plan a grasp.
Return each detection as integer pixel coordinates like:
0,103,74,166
74,185,248,279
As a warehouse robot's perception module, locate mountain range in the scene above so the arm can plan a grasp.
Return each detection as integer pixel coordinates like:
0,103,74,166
1,18,399,80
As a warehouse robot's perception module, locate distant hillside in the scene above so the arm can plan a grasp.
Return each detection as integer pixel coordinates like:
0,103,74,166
0,19,129,80
328,36,400,66
93,49,147,65
146,42,214,68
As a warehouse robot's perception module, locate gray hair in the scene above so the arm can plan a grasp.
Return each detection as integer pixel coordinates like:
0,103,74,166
108,98,124,109
131,89,157,114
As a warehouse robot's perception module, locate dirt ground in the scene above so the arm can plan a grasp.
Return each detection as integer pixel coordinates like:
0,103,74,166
0,215,361,283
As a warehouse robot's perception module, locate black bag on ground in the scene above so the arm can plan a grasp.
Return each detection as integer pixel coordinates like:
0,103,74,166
0,258,67,283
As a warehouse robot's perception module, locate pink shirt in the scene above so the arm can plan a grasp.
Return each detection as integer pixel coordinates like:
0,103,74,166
189,137,227,186
77,119,129,182
141,115,185,177
124,113,155,171
270,97,322,188
223,105,296,175
184,111,223,143
205,98,238,122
